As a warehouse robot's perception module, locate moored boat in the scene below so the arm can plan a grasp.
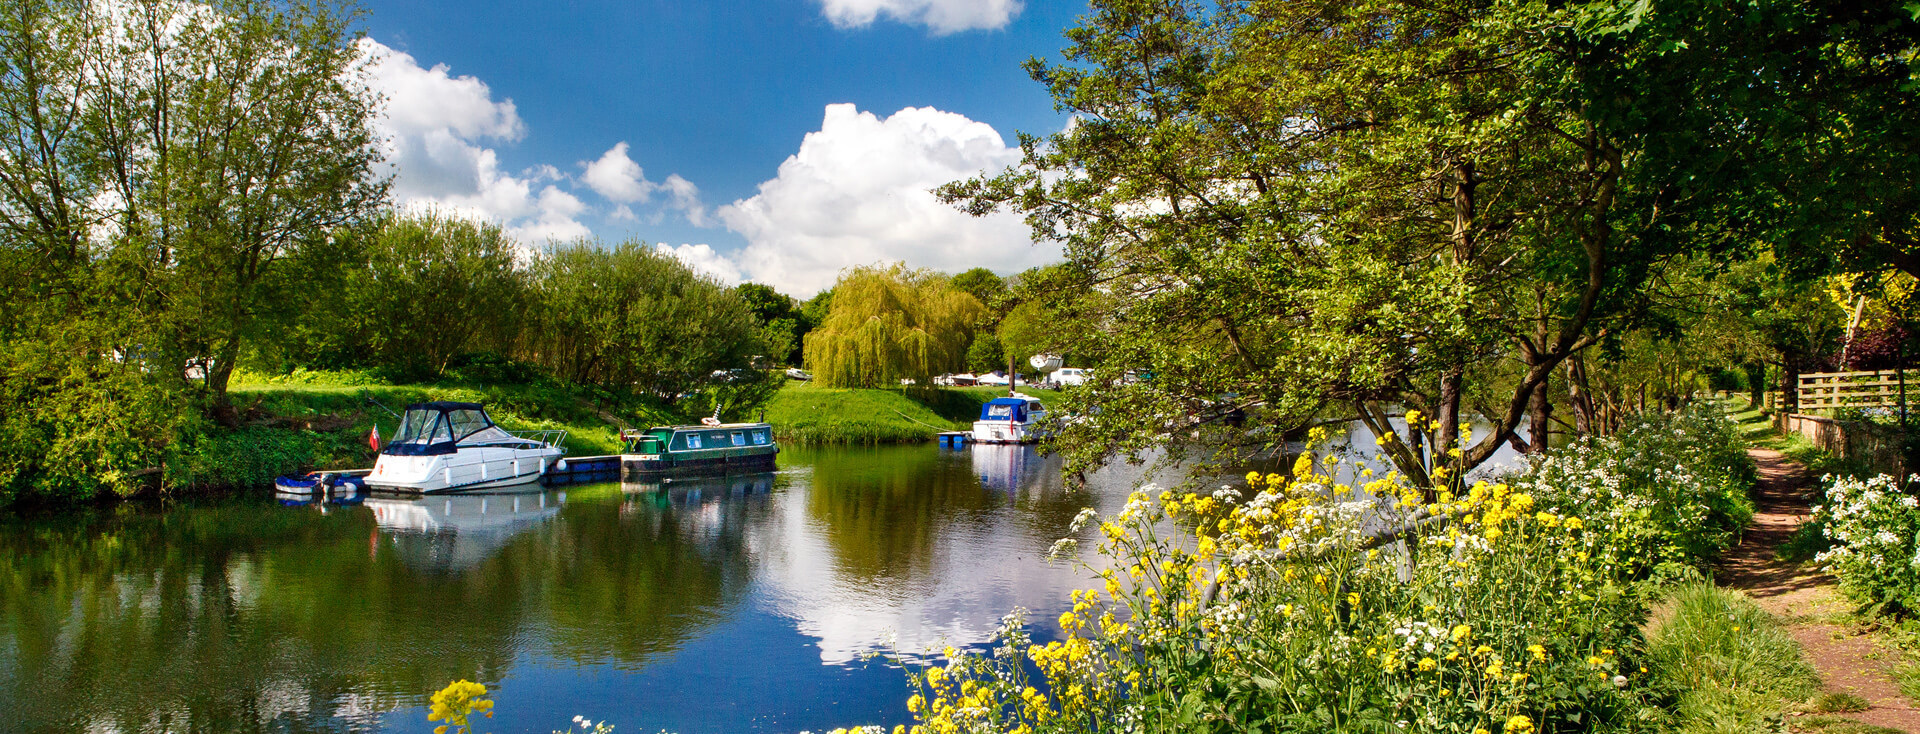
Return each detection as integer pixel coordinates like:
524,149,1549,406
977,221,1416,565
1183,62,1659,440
365,401,566,493
971,395,1048,444
620,422,778,476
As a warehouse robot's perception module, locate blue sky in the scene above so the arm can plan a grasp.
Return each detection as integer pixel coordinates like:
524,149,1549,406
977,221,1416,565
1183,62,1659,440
356,0,1086,295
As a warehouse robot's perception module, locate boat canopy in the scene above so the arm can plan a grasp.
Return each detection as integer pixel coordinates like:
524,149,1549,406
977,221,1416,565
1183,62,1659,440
979,397,1042,422
383,402,518,456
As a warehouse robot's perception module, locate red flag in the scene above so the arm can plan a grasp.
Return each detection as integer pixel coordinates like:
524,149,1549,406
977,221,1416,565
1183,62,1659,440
368,424,381,451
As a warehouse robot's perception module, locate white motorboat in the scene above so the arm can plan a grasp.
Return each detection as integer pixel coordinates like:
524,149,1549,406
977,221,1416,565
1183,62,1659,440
970,394,1048,444
365,401,566,493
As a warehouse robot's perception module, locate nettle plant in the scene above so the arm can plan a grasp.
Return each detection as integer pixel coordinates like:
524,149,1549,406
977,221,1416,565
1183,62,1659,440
1816,473,1920,614
898,452,1662,734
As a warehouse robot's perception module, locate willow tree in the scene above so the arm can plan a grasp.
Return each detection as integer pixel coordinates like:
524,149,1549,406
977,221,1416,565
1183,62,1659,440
803,265,986,388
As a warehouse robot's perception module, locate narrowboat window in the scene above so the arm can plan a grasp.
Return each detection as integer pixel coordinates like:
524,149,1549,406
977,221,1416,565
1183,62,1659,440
730,431,745,446
752,430,768,445
686,433,703,449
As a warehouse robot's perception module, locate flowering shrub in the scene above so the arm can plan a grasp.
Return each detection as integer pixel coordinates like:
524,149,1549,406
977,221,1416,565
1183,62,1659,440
1504,405,1755,578
898,453,1662,733
1815,473,1920,614
428,680,493,734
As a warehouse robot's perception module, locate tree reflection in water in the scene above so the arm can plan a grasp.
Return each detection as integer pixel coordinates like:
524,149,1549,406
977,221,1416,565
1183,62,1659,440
0,446,1180,733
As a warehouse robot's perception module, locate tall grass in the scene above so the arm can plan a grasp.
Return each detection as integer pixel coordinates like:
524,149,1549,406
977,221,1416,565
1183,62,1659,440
1645,583,1821,733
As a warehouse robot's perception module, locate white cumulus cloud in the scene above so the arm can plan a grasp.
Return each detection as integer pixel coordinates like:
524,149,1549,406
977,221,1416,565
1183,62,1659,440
817,0,1022,34
360,38,590,246
656,243,743,284
582,142,654,203
718,103,1048,296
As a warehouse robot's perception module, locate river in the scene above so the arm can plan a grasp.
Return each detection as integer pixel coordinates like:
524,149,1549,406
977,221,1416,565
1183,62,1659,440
0,445,1177,734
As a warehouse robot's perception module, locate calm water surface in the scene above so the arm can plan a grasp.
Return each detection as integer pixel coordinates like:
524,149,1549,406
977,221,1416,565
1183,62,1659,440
0,445,1176,734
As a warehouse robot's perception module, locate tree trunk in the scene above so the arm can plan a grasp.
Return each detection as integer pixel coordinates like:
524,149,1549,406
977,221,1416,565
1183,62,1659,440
1567,352,1593,435
1745,362,1766,408
1528,371,1552,454
1435,364,1463,476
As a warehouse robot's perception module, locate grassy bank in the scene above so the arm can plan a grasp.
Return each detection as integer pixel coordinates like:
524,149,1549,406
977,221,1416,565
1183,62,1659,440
763,383,1016,443
180,377,1056,490
162,370,685,490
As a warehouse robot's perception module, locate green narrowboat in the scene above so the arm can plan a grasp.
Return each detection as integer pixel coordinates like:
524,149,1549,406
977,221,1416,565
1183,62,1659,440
619,422,778,476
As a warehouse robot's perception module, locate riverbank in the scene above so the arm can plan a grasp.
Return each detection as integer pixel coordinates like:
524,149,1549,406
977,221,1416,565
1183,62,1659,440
167,374,1058,495
163,369,684,492
763,382,1057,444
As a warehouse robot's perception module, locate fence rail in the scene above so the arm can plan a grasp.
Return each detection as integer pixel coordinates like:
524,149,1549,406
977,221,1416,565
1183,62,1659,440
1797,369,1914,410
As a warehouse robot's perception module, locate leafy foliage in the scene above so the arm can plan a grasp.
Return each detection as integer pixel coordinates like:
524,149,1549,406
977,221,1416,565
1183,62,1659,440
803,265,986,388
522,241,773,403
1506,405,1757,576
1815,473,1920,615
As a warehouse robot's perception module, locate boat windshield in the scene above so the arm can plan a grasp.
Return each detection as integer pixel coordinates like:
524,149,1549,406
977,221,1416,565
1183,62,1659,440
384,402,507,455
980,399,1030,422
393,409,453,446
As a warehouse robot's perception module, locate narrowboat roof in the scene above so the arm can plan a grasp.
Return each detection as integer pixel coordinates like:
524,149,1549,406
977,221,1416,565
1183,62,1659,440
650,422,773,431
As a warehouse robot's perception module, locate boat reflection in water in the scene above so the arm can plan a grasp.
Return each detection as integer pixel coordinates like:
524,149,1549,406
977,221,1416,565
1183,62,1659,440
968,443,1059,496
623,472,776,505
364,489,566,573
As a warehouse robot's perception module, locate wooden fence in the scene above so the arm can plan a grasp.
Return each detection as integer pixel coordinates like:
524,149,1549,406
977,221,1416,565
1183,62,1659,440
1797,369,1914,411
1774,413,1908,477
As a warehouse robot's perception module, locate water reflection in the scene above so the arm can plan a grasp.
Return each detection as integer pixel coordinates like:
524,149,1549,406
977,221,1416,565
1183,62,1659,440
0,445,1179,734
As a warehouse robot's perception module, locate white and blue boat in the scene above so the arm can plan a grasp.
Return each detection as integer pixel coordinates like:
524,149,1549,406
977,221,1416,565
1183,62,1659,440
970,395,1048,444
365,401,566,493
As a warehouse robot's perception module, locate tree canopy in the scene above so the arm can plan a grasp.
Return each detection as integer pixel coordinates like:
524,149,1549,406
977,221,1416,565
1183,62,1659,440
803,265,987,388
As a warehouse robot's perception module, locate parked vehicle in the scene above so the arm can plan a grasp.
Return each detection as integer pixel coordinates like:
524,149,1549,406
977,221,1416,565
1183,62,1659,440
1050,367,1090,386
785,368,812,381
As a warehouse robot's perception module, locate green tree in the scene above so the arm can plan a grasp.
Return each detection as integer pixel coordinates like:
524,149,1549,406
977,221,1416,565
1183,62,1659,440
942,0,1675,484
950,267,1008,307
802,265,986,388
0,0,378,503
522,241,770,403
966,332,1005,374
87,0,385,412
354,213,523,378
734,282,805,365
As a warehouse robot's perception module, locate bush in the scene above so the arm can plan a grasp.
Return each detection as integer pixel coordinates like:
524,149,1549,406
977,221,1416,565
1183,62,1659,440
1814,473,1920,615
899,454,1663,733
1505,405,1756,577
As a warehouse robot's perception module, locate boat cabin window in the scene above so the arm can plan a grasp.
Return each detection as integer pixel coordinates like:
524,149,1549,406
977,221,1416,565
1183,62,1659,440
685,433,703,449
447,409,491,440
1027,401,1044,412
730,431,745,446
635,436,664,453
986,404,1016,418
752,430,769,445
394,409,452,445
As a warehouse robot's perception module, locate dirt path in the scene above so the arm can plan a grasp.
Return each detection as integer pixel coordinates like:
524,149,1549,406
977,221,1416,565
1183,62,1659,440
1720,448,1920,732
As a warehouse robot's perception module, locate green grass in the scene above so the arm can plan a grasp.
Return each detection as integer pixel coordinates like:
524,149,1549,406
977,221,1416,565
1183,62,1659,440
223,369,683,477
1647,583,1823,733
762,382,1061,443
764,382,982,443
1794,715,1908,734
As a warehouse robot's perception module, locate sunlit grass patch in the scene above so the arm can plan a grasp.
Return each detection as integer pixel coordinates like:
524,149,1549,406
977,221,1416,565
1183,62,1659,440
1646,583,1821,733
